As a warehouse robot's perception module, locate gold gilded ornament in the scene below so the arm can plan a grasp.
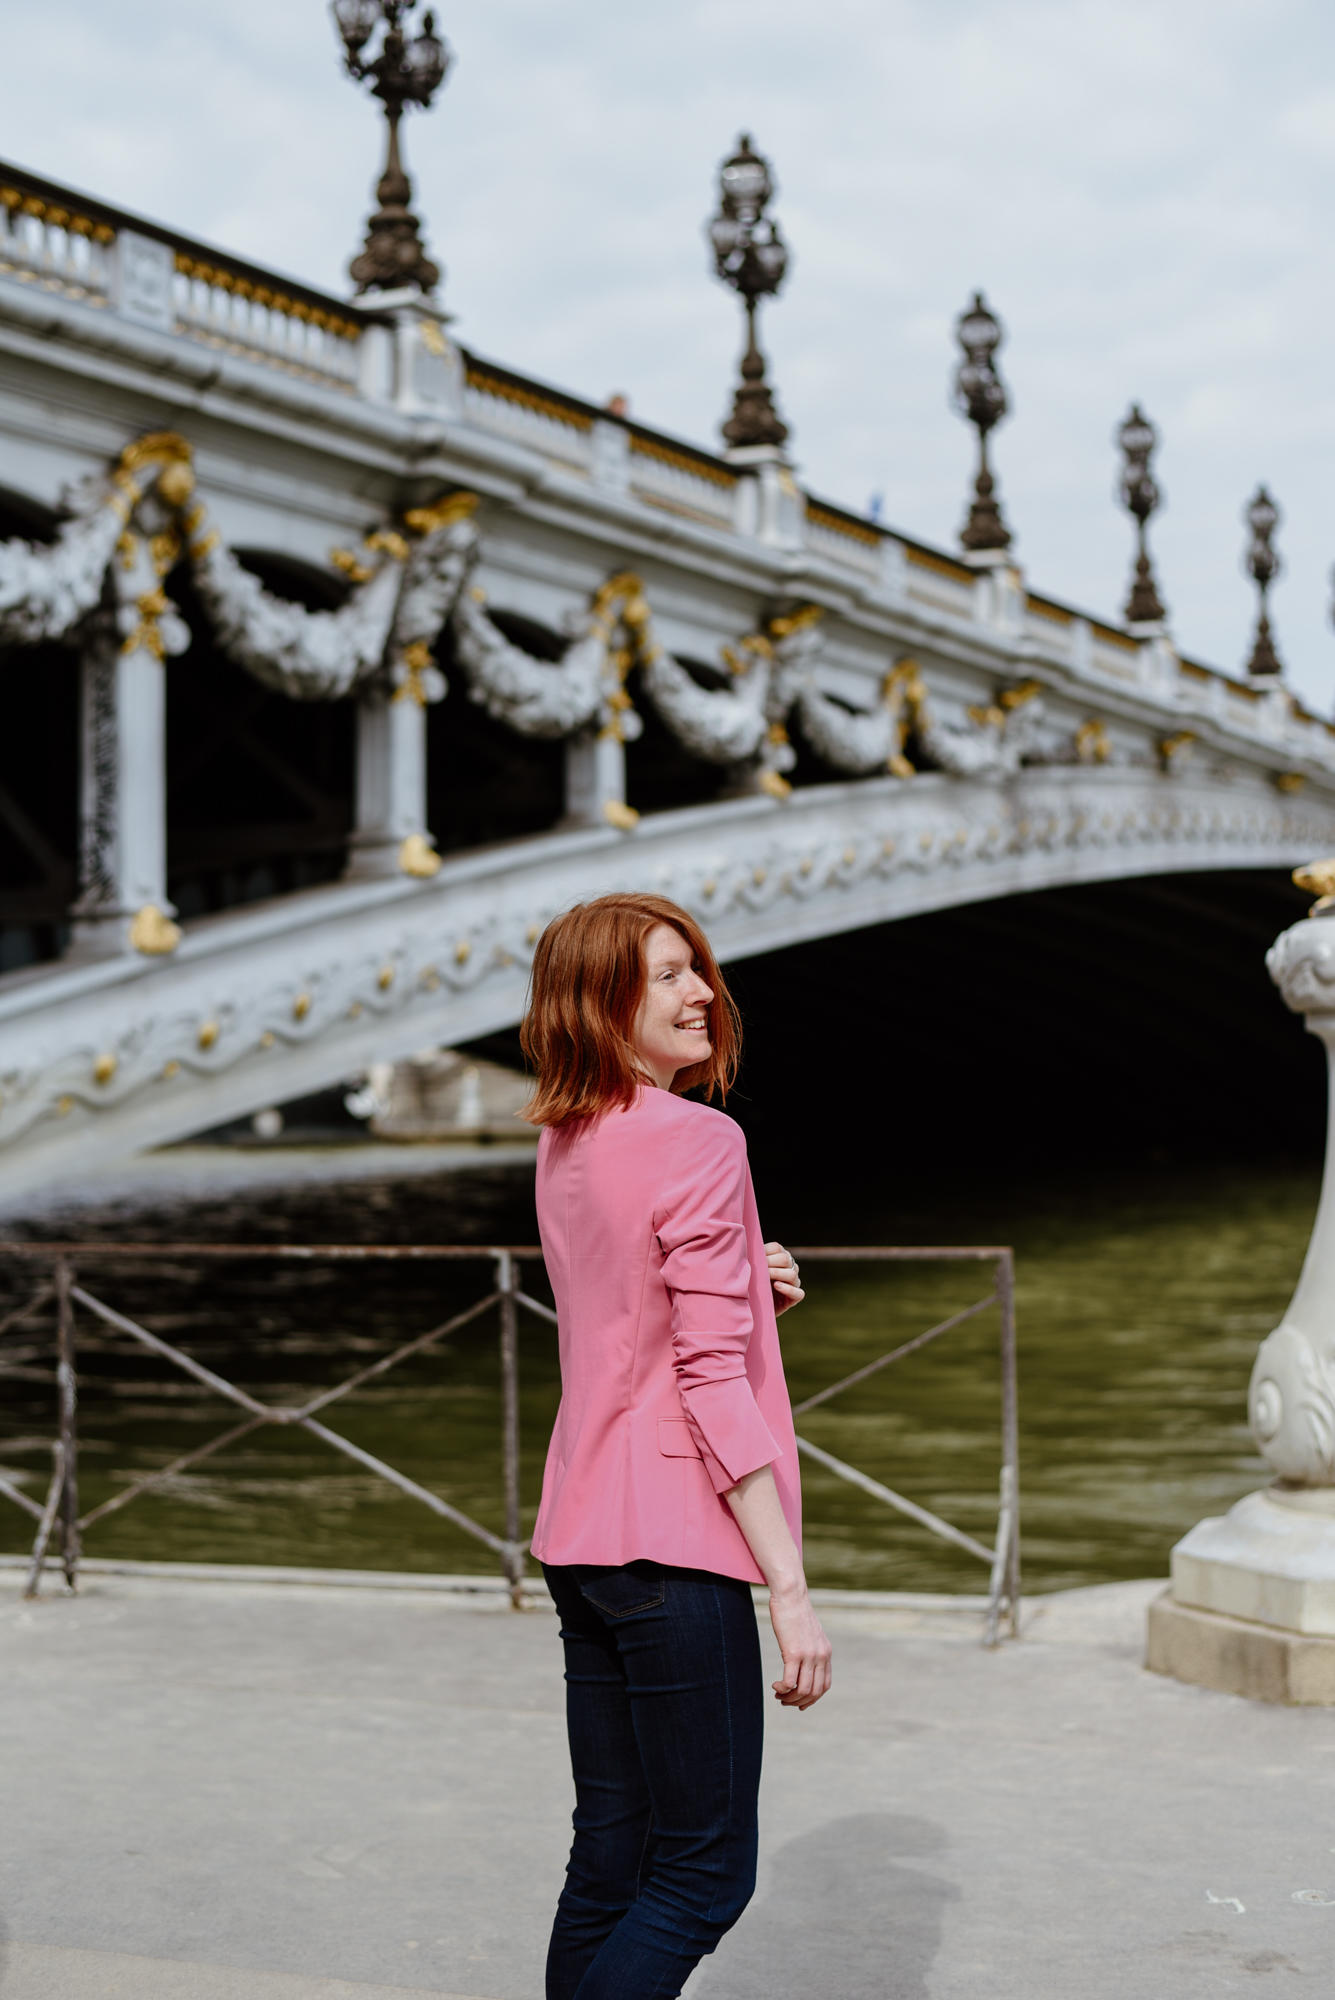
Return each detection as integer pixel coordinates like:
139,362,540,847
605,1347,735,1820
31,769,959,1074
602,799,640,831
403,490,479,536
1158,730,1195,768
766,604,823,641
1293,859,1335,914
150,529,182,577
1075,719,1111,764
156,459,195,508
398,833,442,878
364,529,411,562
330,547,374,584
393,640,436,706
129,904,181,955
118,431,193,478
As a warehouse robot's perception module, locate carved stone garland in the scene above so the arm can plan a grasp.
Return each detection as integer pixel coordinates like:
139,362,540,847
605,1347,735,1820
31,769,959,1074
450,576,1054,791
2,430,1064,789
0,435,479,713
0,433,196,647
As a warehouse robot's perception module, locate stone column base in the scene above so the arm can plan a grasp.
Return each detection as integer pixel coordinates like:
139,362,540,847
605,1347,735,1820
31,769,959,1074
1146,1589,1335,1704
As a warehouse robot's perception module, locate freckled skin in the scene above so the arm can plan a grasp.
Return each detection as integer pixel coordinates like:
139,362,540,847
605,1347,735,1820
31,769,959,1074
631,922,715,1091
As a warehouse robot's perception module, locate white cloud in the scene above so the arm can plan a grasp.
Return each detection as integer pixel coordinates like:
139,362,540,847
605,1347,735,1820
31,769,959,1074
6,0,1333,702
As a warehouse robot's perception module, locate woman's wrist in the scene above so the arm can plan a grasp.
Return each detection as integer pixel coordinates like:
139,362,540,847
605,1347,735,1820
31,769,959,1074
768,1569,808,1603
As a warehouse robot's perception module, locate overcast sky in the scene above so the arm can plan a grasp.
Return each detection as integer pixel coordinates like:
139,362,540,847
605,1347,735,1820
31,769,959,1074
6,1,1334,703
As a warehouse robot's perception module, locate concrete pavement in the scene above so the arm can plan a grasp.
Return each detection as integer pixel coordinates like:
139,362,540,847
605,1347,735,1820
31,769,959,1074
2,1562,1332,1998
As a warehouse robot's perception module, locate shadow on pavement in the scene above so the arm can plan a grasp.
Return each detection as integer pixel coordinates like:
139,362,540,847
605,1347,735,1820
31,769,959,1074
696,1811,955,2000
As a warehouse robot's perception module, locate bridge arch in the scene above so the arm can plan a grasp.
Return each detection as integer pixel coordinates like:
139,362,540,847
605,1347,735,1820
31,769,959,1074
1,756,1331,1201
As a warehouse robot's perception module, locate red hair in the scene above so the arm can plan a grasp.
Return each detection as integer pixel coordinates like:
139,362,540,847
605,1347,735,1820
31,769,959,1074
520,892,740,1127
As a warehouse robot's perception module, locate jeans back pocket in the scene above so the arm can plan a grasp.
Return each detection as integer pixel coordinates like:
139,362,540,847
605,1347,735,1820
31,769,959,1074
576,1561,665,1620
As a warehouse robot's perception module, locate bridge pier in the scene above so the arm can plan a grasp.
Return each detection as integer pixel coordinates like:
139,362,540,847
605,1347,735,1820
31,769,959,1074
67,528,183,956
345,682,433,880
1148,881,1335,1701
562,726,631,830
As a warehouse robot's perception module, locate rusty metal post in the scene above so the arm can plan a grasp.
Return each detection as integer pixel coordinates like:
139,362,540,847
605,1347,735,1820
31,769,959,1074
989,1249,1021,1642
22,1441,66,1599
496,1252,525,1608
54,1256,81,1591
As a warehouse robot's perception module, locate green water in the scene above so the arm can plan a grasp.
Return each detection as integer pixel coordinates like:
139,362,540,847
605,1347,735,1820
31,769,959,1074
0,1154,1319,1593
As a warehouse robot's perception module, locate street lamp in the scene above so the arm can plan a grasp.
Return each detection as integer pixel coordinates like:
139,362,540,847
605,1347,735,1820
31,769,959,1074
708,134,790,452
1243,484,1283,679
1117,403,1167,627
953,290,1011,554
331,0,450,296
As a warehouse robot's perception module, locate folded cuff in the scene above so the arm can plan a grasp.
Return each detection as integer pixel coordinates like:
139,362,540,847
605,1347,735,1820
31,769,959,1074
680,1376,782,1495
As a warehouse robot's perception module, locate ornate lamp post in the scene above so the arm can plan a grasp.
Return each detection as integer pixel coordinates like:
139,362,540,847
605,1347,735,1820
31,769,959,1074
1243,484,1284,679
331,0,450,296
953,291,1012,554
708,134,790,451
1117,403,1167,626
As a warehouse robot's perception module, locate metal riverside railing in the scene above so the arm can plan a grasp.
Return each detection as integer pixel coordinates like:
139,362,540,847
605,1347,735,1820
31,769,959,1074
0,1242,1021,1644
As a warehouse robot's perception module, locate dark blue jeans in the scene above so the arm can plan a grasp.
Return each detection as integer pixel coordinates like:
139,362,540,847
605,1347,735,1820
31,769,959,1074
542,1560,764,2000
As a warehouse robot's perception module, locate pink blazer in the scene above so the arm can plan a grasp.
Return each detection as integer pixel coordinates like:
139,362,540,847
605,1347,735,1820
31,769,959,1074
529,1087,801,1585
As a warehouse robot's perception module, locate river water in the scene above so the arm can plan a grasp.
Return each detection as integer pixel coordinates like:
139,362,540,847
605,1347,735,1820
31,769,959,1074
0,1148,1319,1595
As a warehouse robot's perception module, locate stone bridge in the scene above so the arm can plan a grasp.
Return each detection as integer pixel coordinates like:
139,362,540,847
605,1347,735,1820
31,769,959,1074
2,162,1333,1198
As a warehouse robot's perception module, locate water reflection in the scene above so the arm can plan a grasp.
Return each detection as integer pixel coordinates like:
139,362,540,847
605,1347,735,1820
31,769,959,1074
0,1152,1317,1593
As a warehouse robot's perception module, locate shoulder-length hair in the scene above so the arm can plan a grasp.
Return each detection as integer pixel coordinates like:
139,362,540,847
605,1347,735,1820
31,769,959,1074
520,892,741,1127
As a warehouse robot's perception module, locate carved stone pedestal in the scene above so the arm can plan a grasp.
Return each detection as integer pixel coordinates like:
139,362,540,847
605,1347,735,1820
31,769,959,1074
1147,1489,1335,1702
1147,894,1335,1702
1146,1592,1335,1704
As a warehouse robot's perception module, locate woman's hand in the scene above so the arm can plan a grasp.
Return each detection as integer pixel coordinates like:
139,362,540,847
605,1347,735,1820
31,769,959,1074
766,1240,804,1315
722,1466,831,1710
769,1582,833,1710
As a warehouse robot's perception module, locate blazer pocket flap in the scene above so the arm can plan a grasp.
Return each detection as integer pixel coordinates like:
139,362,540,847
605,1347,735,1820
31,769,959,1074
657,1417,703,1459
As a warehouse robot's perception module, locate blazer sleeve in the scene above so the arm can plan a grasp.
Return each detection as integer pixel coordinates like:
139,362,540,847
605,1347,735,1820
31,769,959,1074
654,1112,781,1494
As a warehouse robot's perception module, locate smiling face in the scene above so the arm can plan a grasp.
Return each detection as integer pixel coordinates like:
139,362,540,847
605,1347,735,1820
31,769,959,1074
631,921,715,1090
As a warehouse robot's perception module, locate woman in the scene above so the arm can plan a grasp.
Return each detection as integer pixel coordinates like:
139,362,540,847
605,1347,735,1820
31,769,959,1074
522,890,832,2000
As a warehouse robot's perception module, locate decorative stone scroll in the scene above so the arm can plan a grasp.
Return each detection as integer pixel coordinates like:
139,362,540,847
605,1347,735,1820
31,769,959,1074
181,489,480,704
771,614,915,780
451,570,636,742
450,573,1066,790
637,637,771,766
0,432,481,708
185,527,404,702
0,433,194,647
1253,893,1335,1484
0,428,1121,791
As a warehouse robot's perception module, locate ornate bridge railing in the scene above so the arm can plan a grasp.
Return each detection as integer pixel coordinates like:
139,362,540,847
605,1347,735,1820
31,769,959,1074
0,1241,1021,1643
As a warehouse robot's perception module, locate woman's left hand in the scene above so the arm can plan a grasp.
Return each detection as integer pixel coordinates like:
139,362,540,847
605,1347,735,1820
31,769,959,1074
766,1240,805,1315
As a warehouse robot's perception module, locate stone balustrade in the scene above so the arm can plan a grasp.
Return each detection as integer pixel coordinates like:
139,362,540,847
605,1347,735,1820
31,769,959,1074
6,150,1335,800
0,180,116,304
172,254,364,390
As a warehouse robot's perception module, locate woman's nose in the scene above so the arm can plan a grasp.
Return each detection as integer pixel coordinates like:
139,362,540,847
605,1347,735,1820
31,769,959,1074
691,977,714,1005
